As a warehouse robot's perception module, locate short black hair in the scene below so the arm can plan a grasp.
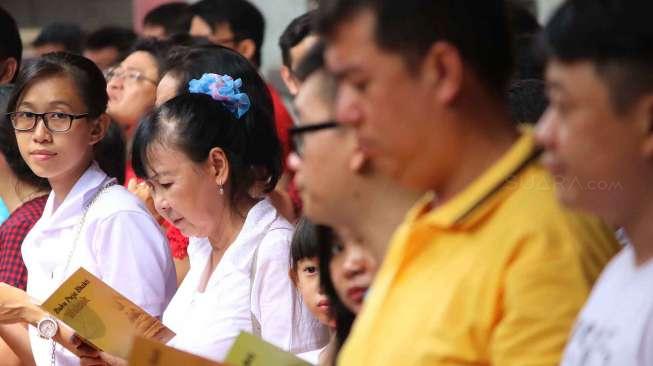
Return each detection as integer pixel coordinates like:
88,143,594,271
508,1,540,37
190,0,265,68
143,2,193,37
540,0,653,111
295,41,326,83
84,26,137,61
128,38,174,81
508,79,548,125
32,22,84,54
279,10,316,69
316,0,514,96
132,71,281,208
0,6,22,82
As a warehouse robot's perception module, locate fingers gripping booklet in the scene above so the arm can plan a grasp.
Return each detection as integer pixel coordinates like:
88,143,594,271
40,267,175,359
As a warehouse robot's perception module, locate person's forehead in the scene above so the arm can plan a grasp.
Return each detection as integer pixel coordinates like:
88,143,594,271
325,10,376,70
122,51,158,74
295,77,333,122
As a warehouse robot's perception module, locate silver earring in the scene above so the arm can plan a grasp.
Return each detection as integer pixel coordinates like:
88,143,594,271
219,184,224,195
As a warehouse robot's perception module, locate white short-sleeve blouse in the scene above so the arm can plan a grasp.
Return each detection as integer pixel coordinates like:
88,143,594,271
163,198,328,362
22,163,177,366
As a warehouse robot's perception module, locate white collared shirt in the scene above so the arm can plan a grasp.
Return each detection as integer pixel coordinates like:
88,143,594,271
163,198,328,362
22,163,177,366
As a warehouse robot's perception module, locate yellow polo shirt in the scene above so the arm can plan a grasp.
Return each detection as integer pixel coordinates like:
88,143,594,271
338,131,620,366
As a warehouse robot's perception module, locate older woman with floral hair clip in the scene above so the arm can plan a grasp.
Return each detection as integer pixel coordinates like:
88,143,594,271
81,72,329,366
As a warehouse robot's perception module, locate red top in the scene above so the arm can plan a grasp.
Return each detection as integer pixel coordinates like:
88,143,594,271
0,195,48,290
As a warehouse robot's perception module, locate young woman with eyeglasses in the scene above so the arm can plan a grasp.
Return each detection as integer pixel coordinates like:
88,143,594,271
0,52,176,366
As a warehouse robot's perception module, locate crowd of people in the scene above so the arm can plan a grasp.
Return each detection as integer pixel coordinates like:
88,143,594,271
0,0,651,365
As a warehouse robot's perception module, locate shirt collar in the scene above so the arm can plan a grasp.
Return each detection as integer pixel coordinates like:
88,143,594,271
38,162,109,232
410,129,541,229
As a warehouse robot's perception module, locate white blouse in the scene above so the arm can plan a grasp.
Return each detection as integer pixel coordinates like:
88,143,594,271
163,198,329,362
22,163,177,366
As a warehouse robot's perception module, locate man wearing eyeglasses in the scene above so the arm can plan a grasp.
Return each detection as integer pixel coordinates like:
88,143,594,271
288,42,419,263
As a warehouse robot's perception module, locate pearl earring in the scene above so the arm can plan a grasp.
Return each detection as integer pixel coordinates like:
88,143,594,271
219,182,224,195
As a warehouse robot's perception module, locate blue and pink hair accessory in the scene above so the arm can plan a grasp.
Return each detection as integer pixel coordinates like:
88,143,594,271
188,73,251,119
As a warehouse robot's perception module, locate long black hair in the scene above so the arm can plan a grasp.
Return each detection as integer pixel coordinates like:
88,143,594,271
317,225,356,364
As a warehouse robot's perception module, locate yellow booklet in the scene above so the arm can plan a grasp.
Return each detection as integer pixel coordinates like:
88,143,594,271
40,267,175,359
224,332,311,366
128,336,225,366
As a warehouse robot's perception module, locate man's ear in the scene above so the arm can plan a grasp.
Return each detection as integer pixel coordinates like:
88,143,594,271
0,58,18,84
420,41,464,105
235,39,257,64
89,114,111,146
280,65,300,96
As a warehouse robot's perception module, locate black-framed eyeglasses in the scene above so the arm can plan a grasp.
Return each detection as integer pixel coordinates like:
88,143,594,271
289,121,339,156
6,111,89,133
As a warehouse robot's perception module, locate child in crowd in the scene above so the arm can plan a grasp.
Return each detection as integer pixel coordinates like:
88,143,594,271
290,217,337,365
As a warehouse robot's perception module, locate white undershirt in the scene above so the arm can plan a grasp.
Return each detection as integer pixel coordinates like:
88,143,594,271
561,245,653,366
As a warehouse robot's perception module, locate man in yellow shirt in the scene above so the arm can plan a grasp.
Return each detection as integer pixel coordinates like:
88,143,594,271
314,0,621,365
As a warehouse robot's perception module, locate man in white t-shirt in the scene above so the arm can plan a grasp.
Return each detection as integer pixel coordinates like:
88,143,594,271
535,1,653,365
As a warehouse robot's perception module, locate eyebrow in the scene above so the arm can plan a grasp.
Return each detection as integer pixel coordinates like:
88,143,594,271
17,100,75,109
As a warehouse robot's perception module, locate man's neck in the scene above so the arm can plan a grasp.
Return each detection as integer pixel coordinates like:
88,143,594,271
436,96,519,203
339,176,421,263
622,196,653,266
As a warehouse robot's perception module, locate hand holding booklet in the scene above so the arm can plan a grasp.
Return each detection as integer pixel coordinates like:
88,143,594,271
40,267,174,359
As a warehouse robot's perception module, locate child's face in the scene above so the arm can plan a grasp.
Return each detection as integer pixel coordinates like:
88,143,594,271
14,75,103,184
329,238,377,314
295,257,335,328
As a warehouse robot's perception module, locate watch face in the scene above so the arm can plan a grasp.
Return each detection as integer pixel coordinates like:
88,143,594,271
38,318,58,339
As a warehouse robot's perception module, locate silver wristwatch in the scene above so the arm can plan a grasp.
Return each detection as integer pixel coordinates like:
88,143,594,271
36,316,59,339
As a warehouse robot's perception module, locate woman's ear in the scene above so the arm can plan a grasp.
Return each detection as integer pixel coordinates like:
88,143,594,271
207,147,230,187
89,114,110,146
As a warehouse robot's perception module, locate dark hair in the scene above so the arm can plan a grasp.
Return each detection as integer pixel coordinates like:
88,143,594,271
290,217,321,270
0,6,22,82
3,53,112,187
540,0,653,111
316,0,514,96
94,120,126,184
508,1,540,37
190,0,265,67
132,92,281,208
1,85,49,190
316,225,355,364
295,41,326,83
279,11,316,69
143,2,193,37
513,34,543,81
128,37,174,81
508,79,548,125
84,26,137,61
32,22,84,54
167,34,215,48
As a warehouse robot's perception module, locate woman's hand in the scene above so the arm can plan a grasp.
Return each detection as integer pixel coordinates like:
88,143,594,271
0,283,35,324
